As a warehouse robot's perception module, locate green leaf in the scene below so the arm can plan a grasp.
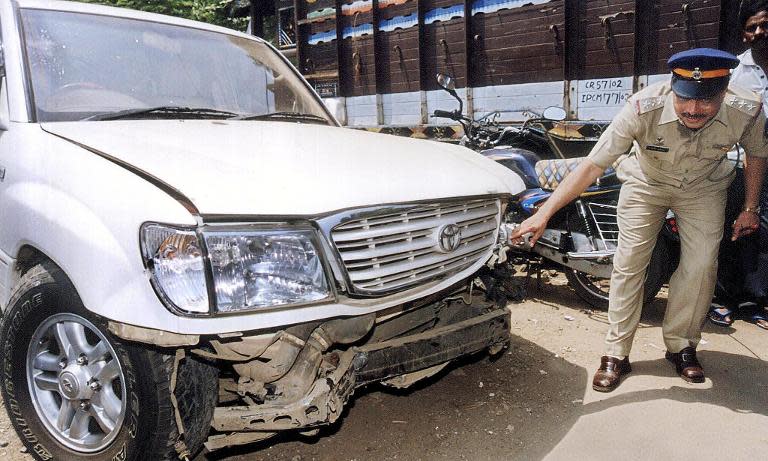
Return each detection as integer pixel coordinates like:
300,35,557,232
77,0,249,31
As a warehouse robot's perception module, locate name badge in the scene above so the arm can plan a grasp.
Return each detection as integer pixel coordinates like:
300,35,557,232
646,144,670,153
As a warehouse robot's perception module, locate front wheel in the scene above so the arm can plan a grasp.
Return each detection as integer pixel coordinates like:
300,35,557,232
0,262,218,461
564,237,671,309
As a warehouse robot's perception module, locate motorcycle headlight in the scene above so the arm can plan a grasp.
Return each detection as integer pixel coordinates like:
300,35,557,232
141,224,209,314
203,227,332,312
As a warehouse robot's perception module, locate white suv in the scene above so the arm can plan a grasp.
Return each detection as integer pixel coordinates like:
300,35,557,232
0,1,523,459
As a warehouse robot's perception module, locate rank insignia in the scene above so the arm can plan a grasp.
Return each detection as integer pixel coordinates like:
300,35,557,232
727,96,761,115
635,96,665,114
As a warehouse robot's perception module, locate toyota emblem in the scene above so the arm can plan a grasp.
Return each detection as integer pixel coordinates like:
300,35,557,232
438,224,462,253
60,374,78,398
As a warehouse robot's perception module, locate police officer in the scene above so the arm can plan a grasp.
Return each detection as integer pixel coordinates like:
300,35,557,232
511,48,768,392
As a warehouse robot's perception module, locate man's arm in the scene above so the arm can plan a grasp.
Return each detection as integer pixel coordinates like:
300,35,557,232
510,159,605,246
732,155,767,240
510,99,642,246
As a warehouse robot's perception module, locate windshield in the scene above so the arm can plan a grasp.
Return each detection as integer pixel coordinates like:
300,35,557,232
20,8,334,124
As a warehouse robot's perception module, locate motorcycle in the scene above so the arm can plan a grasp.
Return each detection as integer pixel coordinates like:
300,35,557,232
504,163,679,308
432,73,678,308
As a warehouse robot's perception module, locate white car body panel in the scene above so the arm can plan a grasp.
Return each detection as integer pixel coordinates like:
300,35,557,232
42,121,523,216
0,0,525,335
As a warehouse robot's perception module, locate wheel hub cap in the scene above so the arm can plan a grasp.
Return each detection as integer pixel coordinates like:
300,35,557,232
58,365,93,400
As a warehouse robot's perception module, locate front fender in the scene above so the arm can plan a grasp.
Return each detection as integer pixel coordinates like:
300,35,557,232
0,125,196,332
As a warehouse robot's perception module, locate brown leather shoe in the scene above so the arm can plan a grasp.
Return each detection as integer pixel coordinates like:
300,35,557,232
665,346,705,383
592,356,632,392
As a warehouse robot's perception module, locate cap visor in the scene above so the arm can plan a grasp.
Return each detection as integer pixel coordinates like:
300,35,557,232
671,77,728,99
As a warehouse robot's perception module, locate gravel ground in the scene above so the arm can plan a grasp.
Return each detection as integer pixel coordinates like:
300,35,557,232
2,272,767,460
0,394,32,460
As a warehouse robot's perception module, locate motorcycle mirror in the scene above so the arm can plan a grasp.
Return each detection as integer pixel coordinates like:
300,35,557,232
435,73,463,115
436,73,456,91
542,106,567,121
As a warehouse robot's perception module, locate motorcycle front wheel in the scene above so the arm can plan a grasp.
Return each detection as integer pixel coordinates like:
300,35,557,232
563,237,671,309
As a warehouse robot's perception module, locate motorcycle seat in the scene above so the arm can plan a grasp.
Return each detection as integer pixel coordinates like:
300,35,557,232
535,157,618,190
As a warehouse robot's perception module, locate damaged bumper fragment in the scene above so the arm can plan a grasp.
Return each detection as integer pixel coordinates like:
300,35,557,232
354,308,510,385
210,302,510,439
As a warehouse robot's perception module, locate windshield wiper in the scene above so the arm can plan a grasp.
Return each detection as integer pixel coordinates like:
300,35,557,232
86,106,239,121
232,111,330,124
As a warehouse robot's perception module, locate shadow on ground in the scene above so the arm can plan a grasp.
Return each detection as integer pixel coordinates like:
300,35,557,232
200,334,589,461
199,345,767,461
200,279,768,461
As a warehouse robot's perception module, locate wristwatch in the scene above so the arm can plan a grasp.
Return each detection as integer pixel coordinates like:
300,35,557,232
742,205,762,214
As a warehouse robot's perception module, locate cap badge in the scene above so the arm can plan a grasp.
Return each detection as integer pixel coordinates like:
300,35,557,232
692,68,702,81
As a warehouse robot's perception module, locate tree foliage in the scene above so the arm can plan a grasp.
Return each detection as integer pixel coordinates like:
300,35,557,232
78,0,249,31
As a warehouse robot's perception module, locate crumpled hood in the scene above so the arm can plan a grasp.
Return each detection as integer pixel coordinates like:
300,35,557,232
42,120,524,216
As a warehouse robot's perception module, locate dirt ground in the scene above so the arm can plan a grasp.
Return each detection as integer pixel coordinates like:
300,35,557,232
2,273,767,460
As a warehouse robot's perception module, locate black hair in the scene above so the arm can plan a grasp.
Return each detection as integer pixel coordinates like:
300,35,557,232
740,0,768,29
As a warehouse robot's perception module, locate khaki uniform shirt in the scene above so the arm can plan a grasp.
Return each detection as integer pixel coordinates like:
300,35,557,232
588,80,768,188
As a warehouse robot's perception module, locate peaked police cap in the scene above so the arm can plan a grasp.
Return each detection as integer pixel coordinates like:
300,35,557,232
667,48,739,99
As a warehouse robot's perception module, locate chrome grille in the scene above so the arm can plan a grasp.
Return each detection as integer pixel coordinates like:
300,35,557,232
330,199,501,294
588,202,619,249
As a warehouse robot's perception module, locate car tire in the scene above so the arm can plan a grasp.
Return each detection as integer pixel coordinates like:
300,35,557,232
0,262,217,461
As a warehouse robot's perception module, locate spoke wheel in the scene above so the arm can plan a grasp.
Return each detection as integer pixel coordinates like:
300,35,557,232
26,313,126,452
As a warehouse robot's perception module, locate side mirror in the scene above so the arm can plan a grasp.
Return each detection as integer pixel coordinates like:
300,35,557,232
0,43,5,79
436,73,456,91
0,77,8,131
542,106,567,121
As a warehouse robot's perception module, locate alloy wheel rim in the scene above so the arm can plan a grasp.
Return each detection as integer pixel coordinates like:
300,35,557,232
26,313,127,452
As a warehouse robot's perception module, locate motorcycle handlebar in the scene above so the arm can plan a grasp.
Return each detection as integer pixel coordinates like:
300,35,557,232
432,109,458,119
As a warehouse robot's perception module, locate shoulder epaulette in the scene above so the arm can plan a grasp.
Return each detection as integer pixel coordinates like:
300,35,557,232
725,95,762,116
634,96,666,115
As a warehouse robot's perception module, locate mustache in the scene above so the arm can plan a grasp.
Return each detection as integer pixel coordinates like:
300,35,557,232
681,112,707,119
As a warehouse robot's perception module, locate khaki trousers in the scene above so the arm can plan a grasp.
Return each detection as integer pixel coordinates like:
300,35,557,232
605,166,730,357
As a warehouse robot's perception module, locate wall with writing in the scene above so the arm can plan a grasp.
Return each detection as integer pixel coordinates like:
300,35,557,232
277,0,742,126
573,77,633,120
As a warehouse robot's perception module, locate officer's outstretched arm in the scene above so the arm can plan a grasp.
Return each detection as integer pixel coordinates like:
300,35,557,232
510,159,605,246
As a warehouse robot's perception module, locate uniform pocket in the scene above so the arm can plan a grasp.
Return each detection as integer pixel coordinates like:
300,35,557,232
700,147,729,161
640,149,675,171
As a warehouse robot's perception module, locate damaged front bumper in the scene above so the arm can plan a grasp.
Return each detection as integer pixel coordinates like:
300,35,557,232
355,307,509,384
206,303,510,450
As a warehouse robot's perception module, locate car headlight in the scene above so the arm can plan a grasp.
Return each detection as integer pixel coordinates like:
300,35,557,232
141,224,209,314
203,227,332,312
141,223,333,315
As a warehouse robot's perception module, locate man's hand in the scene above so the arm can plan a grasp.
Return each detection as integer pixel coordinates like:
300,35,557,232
732,211,760,240
736,155,767,240
510,212,550,247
